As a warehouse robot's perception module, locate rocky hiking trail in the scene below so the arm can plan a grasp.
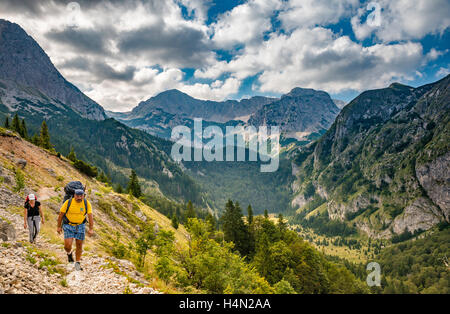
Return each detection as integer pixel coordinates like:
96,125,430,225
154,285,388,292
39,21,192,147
0,189,161,294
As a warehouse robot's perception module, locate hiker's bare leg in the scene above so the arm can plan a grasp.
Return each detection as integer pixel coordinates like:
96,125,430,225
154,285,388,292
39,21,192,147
64,238,73,253
75,239,83,262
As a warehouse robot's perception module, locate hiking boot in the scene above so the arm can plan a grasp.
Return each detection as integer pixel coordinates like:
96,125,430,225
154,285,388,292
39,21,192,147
67,251,74,263
75,262,83,271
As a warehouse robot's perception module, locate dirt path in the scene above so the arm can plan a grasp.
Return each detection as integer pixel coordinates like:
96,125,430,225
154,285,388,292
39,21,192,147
0,199,160,294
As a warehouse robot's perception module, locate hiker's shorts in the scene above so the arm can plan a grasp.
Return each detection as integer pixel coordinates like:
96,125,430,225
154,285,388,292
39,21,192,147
63,223,86,241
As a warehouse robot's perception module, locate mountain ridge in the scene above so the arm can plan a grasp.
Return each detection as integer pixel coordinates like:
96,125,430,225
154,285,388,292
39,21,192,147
127,89,277,123
290,74,450,239
111,86,340,142
0,19,106,121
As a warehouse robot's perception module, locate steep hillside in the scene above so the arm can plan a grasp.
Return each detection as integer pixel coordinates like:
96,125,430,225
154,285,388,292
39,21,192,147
0,19,105,121
290,75,450,239
0,128,190,293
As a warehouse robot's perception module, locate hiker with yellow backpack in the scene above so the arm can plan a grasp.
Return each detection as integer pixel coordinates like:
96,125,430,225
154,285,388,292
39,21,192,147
56,181,94,271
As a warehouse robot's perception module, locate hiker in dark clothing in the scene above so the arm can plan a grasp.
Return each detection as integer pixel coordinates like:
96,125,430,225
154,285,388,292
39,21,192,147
24,194,44,244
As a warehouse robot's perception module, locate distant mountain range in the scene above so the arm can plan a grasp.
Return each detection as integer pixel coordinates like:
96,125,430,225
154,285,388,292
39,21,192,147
109,87,340,141
125,89,277,123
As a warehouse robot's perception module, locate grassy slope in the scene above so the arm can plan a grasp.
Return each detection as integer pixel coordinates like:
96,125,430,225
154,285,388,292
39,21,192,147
0,97,204,205
0,128,189,292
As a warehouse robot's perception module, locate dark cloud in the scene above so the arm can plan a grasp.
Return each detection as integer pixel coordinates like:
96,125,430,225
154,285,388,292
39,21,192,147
319,57,380,83
0,0,46,15
93,62,136,81
117,24,212,67
58,57,136,82
45,27,112,55
0,0,178,17
2,0,212,67
59,0,169,11
58,56,90,70
301,49,380,82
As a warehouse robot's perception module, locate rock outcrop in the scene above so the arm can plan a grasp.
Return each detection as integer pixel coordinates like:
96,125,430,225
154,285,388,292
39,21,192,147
391,197,444,235
416,151,450,221
249,87,340,137
0,219,15,241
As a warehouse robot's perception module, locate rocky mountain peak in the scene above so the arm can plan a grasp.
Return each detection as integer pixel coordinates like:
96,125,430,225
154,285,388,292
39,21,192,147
128,89,277,123
248,87,340,137
154,89,192,99
0,19,106,120
284,87,330,100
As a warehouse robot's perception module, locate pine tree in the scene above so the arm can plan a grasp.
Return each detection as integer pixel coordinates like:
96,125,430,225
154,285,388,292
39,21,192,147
12,113,21,134
185,200,196,220
221,200,252,257
97,171,108,183
278,213,287,233
247,205,254,225
67,147,77,162
127,169,141,198
39,121,52,149
222,200,236,243
31,134,39,146
205,212,217,232
115,183,124,194
135,224,156,268
20,119,28,139
246,205,256,258
4,116,10,129
264,209,269,219
171,215,179,229
106,173,112,186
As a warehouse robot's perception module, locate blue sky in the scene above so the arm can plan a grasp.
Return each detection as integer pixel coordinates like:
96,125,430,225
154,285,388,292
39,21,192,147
201,0,450,102
0,0,448,110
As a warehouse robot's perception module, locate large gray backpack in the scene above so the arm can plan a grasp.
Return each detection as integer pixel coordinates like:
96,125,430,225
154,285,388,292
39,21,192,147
62,181,88,225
